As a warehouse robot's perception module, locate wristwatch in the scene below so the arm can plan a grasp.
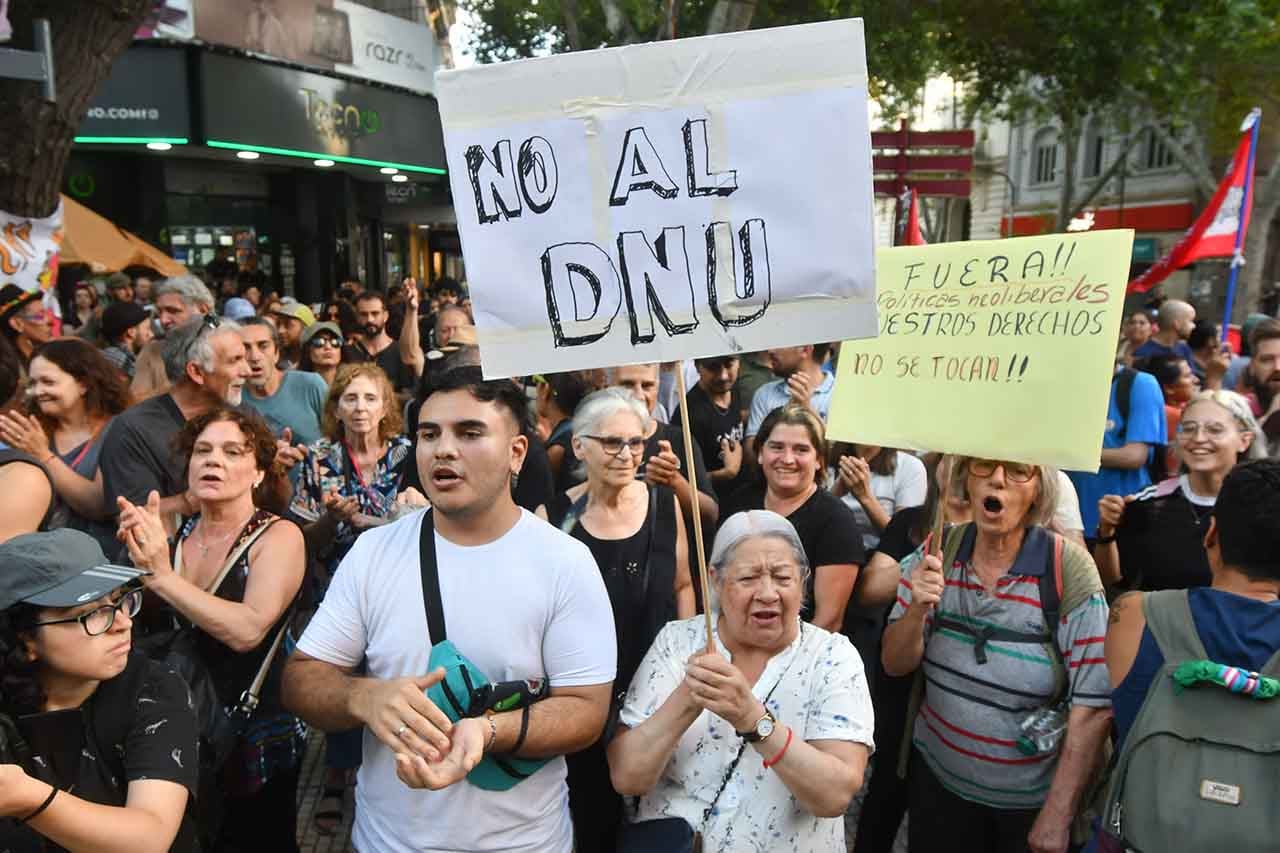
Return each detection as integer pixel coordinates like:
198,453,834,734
737,709,776,743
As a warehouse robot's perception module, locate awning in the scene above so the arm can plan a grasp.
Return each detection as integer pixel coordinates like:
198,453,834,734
60,195,187,278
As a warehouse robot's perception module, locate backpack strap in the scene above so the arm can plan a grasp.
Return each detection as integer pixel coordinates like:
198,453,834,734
418,509,447,644
1141,589,1209,664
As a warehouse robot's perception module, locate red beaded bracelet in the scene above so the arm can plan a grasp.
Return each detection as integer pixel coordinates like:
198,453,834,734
762,725,794,769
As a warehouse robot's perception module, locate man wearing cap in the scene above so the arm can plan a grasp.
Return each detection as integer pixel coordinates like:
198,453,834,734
101,301,155,379
284,366,616,853
0,284,51,367
345,290,412,391
105,271,134,306
270,299,315,369
100,317,250,519
0,529,198,853
239,316,327,448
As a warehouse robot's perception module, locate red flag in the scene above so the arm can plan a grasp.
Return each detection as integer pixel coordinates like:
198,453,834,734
905,189,927,246
1128,112,1259,293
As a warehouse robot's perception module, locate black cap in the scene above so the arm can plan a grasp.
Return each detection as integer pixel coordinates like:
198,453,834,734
0,529,148,611
101,301,149,341
0,284,40,323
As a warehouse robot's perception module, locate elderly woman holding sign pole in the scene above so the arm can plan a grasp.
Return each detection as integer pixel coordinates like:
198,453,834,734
881,457,1112,853
608,509,874,853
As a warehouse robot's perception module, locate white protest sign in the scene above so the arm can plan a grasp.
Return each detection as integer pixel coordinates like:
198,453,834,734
436,19,878,379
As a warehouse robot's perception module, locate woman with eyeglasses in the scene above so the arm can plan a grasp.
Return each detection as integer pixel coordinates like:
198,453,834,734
299,321,345,387
0,529,198,853
537,388,694,853
116,407,306,853
881,456,1112,853
723,405,866,634
1094,390,1265,592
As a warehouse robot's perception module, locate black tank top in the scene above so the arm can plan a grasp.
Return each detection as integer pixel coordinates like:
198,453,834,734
548,485,678,692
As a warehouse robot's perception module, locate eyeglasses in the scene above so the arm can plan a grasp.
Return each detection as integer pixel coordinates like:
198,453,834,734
309,336,342,349
1177,420,1234,439
969,459,1037,483
583,435,646,457
184,312,222,361
17,312,47,324
33,588,143,637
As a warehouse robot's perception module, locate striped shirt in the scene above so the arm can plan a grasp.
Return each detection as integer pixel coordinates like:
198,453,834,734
889,527,1111,809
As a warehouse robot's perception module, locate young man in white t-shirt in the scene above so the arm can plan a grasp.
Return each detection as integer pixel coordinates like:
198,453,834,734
283,367,617,853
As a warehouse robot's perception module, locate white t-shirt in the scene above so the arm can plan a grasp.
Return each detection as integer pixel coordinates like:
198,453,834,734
1052,469,1085,536
619,617,875,853
834,451,928,550
296,508,617,853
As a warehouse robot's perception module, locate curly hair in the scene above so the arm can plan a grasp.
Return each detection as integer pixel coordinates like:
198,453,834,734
174,407,290,515
322,363,403,444
28,338,132,435
0,603,45,716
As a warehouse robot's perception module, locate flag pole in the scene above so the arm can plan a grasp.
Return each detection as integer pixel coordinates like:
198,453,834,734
1221,109,1262,342
674,367,716,652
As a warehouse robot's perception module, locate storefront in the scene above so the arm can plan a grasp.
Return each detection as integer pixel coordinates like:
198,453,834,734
66,43,455,303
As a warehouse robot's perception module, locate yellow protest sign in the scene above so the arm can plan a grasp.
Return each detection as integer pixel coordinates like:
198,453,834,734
827,230,1134,472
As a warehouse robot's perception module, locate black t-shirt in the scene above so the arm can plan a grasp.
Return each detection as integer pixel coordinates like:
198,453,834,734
670,383,746,501
342,340,413,391
643,421,716,501
876,505,927,561
1116,477,1214,591
721,483,866,621
513,433,555,514
100,393,187,509
0,653,199,852
546,418,576,495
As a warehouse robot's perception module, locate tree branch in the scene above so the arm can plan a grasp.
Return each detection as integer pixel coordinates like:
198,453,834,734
1150,122,1217,197
599,0,640,43
1067,131,1141,220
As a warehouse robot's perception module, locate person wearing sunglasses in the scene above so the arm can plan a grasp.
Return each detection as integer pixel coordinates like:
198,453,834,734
0,529,198,852
299,321,345,388
1094,390,1265,593
0,284,52,369
537,388,694,851
100,317,251,527
882,456,1111,853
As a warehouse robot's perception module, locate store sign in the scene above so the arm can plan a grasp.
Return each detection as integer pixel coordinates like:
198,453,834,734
188,0,437,94
1132,237,1158,263
77,47,191,140
200,52,445,172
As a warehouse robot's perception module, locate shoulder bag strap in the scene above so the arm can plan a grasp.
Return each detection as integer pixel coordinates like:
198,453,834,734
418,508,447,643
235,607,295,716
1141,588,1208,663
194,514,277,596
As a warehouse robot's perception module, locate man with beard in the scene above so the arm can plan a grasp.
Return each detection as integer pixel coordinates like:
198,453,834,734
1242,318,1280,456
745,343,835,448
100,317,250,519
344,291,412,391
283,366,615,853
269,299,316,368
671,355,747,501
100,301,154,379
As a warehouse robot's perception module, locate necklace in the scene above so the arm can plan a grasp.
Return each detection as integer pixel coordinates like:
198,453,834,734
195,511,255,559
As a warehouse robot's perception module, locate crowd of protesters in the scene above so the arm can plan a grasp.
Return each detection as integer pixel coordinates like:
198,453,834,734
0,269,1275,853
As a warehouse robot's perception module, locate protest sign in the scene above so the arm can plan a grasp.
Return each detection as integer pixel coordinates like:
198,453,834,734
826,230,1134,472
435,19,878,379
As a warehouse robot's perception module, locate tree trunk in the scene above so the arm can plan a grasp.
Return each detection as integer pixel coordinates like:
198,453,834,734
0,0,151,218
561,0,582,50
599,0,639,43
658,0,683,40
705,0,757,34
1054,121,1081,231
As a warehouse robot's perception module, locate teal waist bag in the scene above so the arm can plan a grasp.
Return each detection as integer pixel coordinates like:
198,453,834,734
418,510,551,791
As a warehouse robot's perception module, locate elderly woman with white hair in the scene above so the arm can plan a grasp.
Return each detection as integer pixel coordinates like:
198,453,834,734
608,510,874,853
882,457,1112,853
539,387,694,852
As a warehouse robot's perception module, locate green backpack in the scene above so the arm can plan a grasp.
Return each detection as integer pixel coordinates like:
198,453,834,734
1101,589,1280,852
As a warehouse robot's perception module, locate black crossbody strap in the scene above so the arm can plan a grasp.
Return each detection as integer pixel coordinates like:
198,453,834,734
418,509,447,643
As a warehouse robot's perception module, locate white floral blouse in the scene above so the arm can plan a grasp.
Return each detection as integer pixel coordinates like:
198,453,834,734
618,616,875,853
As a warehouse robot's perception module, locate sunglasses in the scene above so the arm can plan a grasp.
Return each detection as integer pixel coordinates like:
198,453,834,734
309,336,342,349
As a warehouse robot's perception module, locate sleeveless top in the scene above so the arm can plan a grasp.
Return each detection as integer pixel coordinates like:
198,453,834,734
1112,587,1280,749
547,484,677,693
175,510,295,717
